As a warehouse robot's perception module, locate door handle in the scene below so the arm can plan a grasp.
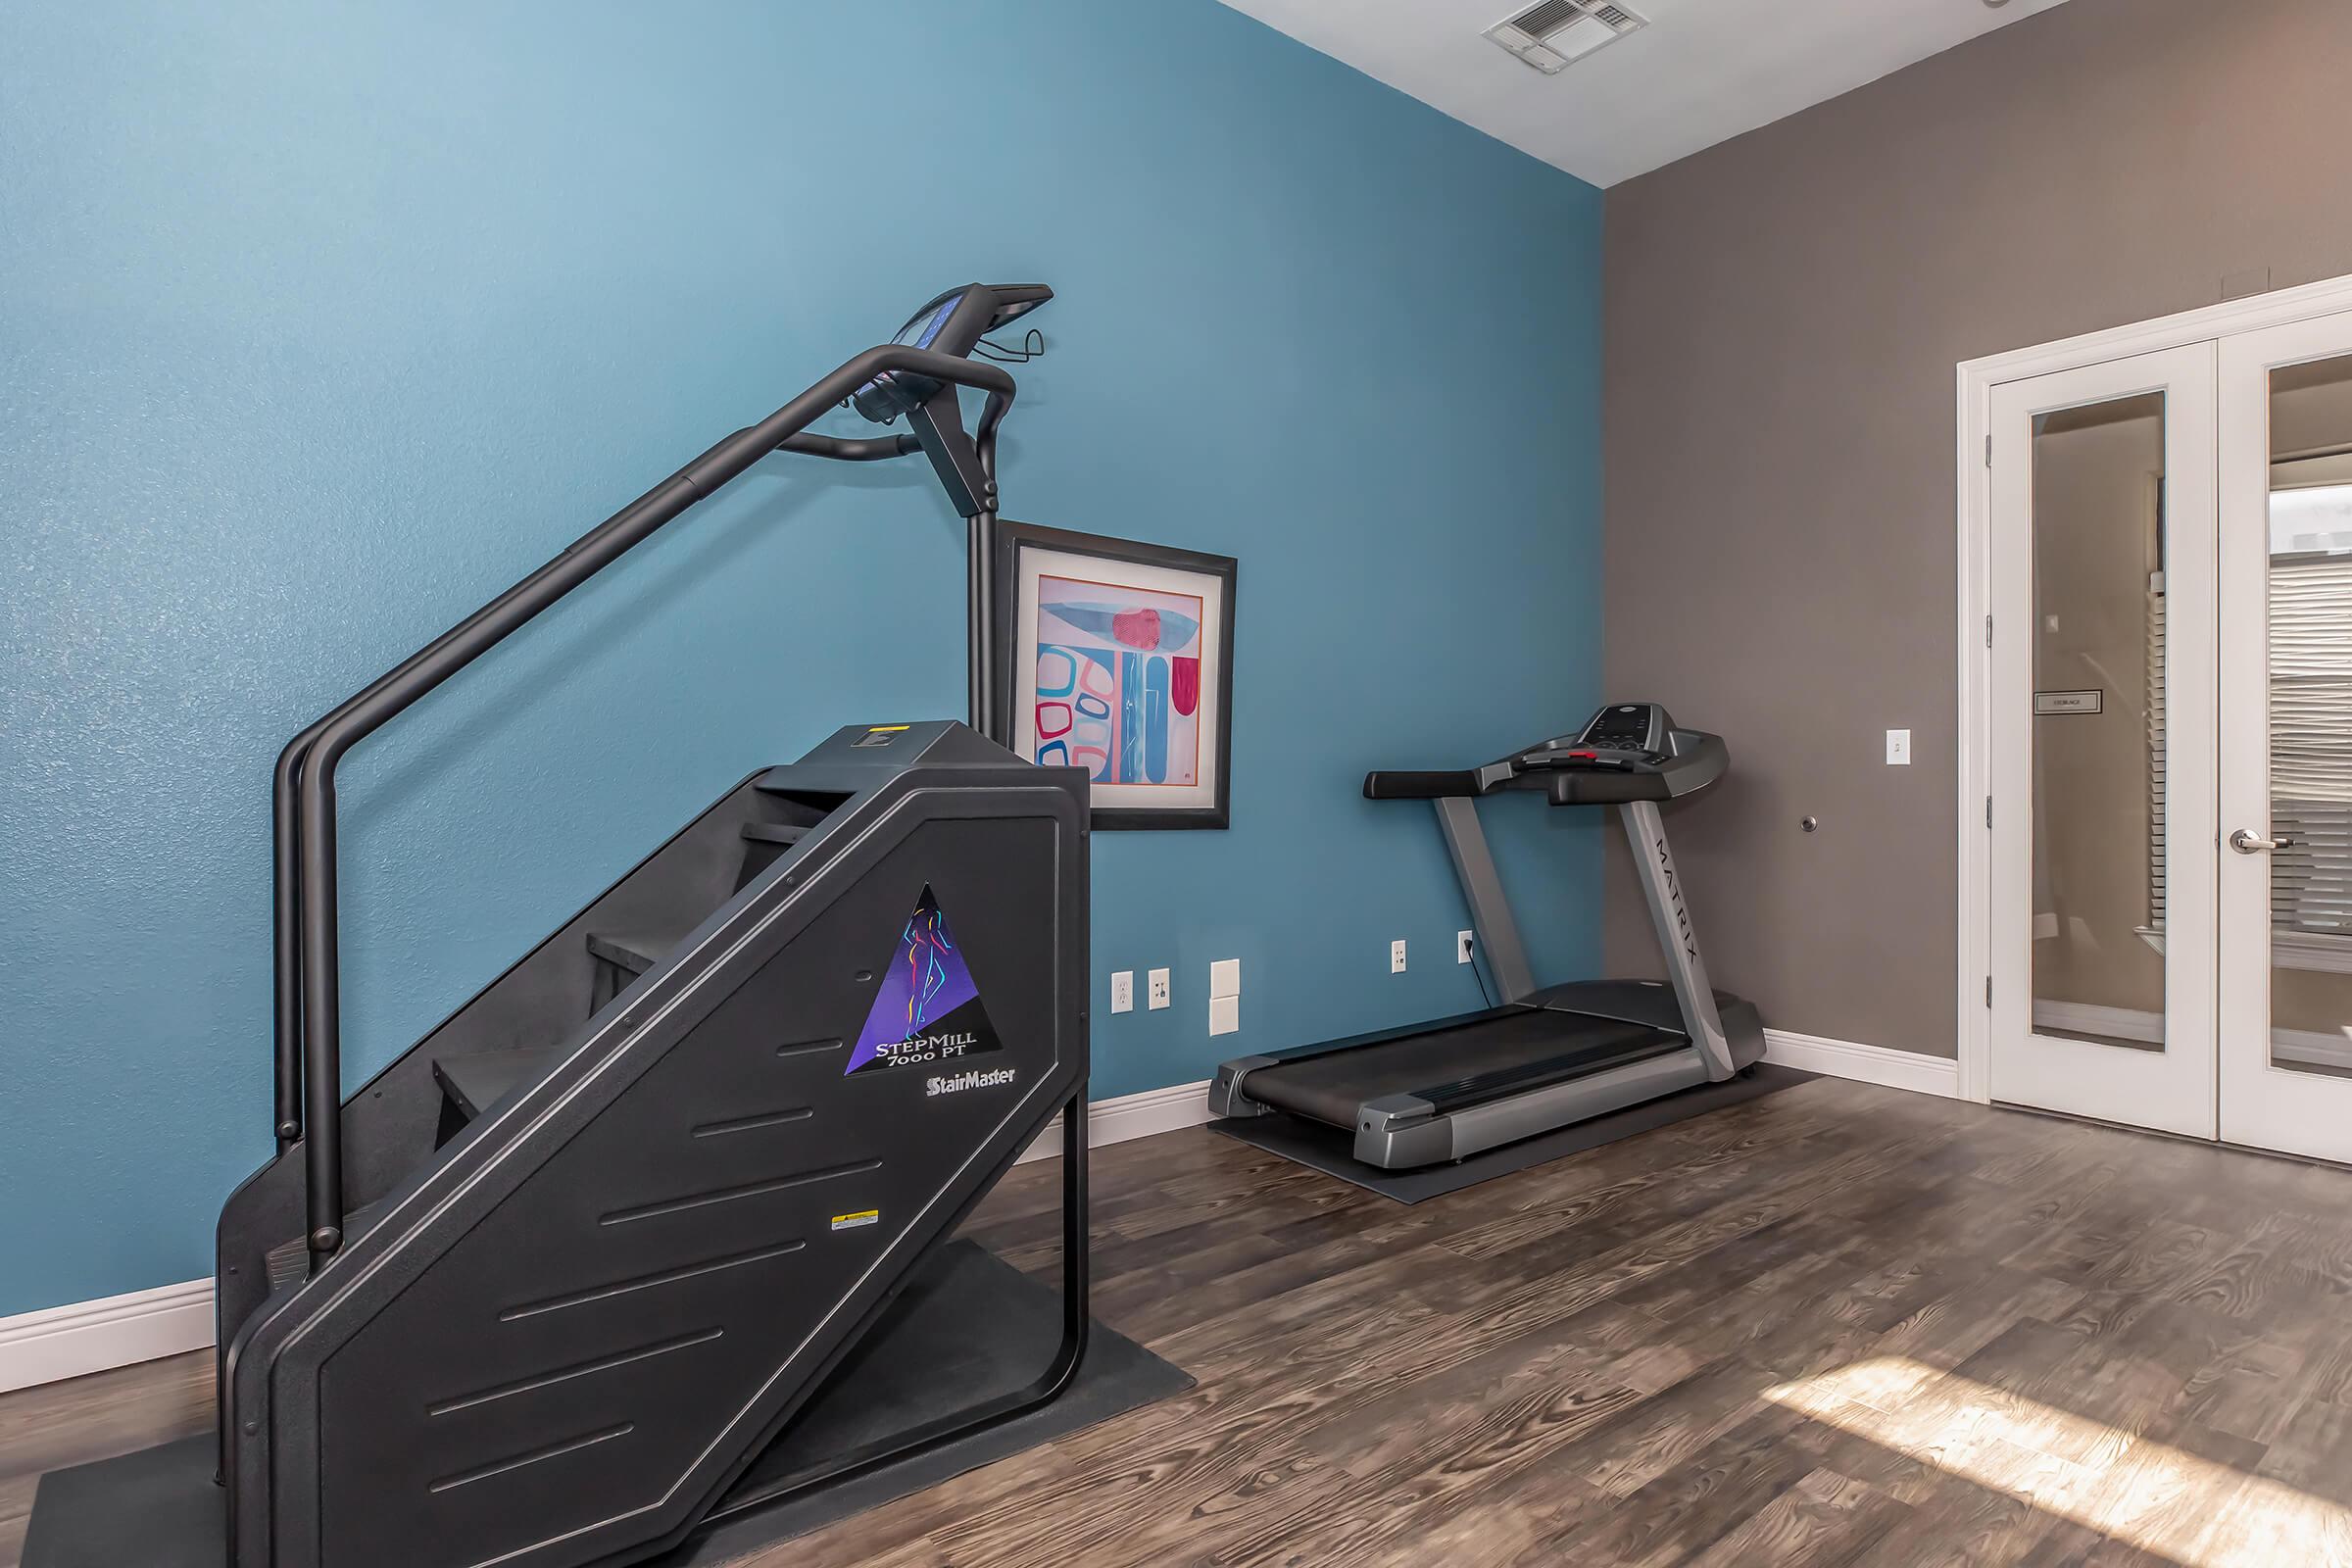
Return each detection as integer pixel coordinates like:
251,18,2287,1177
2230,828,2297,854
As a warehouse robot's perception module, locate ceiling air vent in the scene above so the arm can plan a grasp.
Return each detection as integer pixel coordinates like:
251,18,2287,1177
1484,0,1648,74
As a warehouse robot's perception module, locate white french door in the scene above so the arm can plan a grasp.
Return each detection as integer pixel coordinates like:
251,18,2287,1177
2218,313,2352,1162
1988,346,2220,1139
1986,315,2352,1162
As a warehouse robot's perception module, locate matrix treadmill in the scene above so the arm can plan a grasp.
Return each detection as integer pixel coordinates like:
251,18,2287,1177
1210,703,1765,1168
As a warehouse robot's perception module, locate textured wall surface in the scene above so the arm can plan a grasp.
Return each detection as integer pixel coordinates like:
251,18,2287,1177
1603,0,2352,1056
0,1,1603,1314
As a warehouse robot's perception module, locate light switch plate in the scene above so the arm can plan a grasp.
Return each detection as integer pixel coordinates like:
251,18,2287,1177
1110,970,1133,1014
1886,728,1912,765
1148,967,1170,1009
1208,995,1239,1036
1209,958,1241,999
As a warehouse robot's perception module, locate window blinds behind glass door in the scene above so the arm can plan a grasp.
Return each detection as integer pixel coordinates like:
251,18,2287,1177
2149,487,2352,944
2268,553,2352,938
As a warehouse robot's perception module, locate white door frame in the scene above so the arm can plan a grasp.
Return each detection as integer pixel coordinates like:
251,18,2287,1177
1956,271,2352,1105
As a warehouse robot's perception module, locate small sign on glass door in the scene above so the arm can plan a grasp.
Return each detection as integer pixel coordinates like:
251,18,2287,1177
2034,689,2103,715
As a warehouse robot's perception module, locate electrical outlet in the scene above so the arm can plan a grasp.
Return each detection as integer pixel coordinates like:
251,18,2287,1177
1390,939,1407,974
1110,970,1133,1014
1886,728,1912,765
1148,967,1170,1009
1457,930,1475,965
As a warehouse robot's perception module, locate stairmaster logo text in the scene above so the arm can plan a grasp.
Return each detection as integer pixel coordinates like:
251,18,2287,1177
928,1067,1017,1098
845,885,1008,1079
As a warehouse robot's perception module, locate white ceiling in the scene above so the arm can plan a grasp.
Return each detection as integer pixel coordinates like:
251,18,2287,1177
1221,0,2076,187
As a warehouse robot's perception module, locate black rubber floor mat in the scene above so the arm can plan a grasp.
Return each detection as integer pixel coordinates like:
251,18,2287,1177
673,1244,1191,1559
22,1244,1190,1568
671,1313,1188,1561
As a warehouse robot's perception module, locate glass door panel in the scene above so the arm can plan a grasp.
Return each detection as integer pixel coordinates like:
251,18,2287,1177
2029,393,2169,1051
1989,347,2218,1138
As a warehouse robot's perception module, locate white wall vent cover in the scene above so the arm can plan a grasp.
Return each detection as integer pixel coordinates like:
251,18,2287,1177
1484,0,1648,74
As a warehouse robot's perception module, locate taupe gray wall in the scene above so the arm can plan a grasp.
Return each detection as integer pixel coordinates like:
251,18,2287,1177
1602,0,2352,1057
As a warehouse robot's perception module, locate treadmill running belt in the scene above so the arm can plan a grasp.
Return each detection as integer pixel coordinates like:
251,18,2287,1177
1242,1009,1680,1129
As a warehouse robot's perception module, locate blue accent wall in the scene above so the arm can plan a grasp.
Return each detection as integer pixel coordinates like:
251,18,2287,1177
0,2,1603,1316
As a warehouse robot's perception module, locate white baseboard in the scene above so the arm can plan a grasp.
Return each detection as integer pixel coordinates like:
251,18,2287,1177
0,1277,214,1396
1016,1078,1214,1164
0,1081,1214,1396
1763,1028,1964,1101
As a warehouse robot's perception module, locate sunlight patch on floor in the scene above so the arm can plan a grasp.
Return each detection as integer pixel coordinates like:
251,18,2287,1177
1763,1356,2352,1566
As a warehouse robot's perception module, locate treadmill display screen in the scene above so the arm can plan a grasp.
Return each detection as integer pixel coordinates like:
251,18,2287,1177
894,295,961,350
1581,704,1654,750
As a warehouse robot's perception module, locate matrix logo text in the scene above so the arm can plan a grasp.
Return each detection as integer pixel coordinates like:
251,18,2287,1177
927,1067,1017,1098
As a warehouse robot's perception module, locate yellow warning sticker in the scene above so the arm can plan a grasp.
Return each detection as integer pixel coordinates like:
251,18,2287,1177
830,1209,880,1232
864,725,911,732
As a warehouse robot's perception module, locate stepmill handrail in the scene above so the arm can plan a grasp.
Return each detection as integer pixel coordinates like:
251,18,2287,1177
270,345,1017,1269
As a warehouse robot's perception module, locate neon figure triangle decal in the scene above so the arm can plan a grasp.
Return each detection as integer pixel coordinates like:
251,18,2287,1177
846,885,1004,1074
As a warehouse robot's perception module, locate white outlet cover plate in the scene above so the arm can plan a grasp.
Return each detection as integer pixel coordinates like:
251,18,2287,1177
1148,967,1170,1009
1391,940,1407,973
1209,958,1241,999
1208,995,1239,1036
1457,930,1474,964
1109,970,1133,1014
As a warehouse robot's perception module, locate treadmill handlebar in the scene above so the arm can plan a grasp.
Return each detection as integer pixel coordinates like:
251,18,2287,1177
1362,769,1481,800
1363,707,1729,808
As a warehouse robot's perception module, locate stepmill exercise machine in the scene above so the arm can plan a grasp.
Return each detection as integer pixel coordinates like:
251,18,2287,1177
25,285,1096,1568
1210,702,1764,1168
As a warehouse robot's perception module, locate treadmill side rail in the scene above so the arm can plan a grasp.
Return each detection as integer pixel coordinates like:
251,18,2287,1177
1365,1049,1714,1166
1356,1093,1448,1168
1352,1049,1716,1168
1206,1055,1280,1118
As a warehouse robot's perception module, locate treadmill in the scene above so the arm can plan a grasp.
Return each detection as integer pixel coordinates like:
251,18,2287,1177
1210,702,1765,1168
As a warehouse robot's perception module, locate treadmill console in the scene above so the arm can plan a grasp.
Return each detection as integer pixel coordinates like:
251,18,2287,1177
1578,703,1663,754
1512,703,1667,774
1362,702,1726,806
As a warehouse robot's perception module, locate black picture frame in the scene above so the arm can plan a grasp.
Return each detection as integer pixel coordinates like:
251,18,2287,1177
991,520,1237,830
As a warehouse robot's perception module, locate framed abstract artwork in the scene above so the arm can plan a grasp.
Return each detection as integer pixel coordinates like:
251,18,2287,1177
993,522,1236,829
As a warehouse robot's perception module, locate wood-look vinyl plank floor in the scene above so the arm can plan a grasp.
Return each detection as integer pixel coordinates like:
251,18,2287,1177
8,1078,2352,1565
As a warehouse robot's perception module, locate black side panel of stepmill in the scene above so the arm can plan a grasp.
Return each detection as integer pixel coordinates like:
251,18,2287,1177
213,770,836,1366
233,749,1083,1568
